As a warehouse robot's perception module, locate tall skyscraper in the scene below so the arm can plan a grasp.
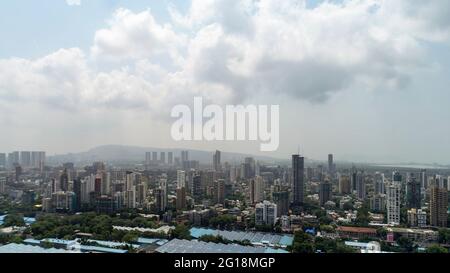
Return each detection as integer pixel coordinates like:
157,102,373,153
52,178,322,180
420,169,427,190
319,181,332,206
126,188,136,209
250,176,264,204
73,179,82,212
168,152,174,165
181,151,189,162
272,191,289,216
60,169,69,192
0,176,6,194
152,152,158,162
192,175,202,198
328,154,334,173
176,187,186,210
374,172,385,195
213,150,221,172
177,170,186,189
0,153,6,168
292,155,305,206
214,179,225,205
255,201,277,226
20,151,31,168
145,152,152,165
160,152,166,164
386,181,401,226
31,151,46,169
159,174,168,211
356,176,366,200
430,184,448,227
245,157,256,178
339,175,351,194
406,173,421,209
8,152,20,167
101,171,111,196
351,168,358,192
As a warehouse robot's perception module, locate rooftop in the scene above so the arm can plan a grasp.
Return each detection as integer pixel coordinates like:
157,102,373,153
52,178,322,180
155,239,289,254
0,243,79,253
189,228,294,247
337,226,377,233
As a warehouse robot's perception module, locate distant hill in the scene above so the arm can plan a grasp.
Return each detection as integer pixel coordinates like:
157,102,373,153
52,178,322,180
47,145,285,166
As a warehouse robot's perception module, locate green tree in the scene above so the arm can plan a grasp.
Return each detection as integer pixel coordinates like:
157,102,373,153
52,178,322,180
355,204,371,226
3,214,25,227
426,244,448,253
291,230,315,253
172,224,191,240
396,236,415,253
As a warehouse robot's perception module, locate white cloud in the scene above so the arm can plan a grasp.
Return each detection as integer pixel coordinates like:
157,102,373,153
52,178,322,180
66,0,81,6
1,0,450,119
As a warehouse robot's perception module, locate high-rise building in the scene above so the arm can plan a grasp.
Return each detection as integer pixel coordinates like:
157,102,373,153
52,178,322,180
158,175,168,211
356,176,366,200
181,151,189,162
0,176,6,194
420,169,427,190
31,151,46,169
0,153,6,168
96,196,115,215
155,188,166,213
392,171,402,183
51,191,75,212
406,173,421,209
8,152,20,167
177,170,186,189
319,181,332,206
351,169,358,192
255,201,277,226
250,176,264,204
73,179,82,212
152,152,158,162
244,157,255,178
192,175,202,198
328,154,334,173
126,188,136,209
176,187,186,210
429,185,448,227
407,208,427,228
60,169,69,192
101,171,111,196
214,179,225,205
292,155,305,206
94,177,102,196
386,181,401,226
168,152,174,165
272,191,289,216
160,152,166,164
136,183,147,205
145,152,152,165
374,172,385,195
339,175,351,194
213,150,221,172
20,151,31,168
370,194,386,212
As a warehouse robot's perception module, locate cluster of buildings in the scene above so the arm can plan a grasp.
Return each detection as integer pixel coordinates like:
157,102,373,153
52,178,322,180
1,147,449,253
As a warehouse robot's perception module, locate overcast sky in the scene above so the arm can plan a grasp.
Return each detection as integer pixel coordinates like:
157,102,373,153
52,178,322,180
0,0,449,164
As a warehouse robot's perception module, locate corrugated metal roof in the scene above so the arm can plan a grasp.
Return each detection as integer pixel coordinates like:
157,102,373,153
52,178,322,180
156,239,287,254
189,228,294,247
0,243,78,253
